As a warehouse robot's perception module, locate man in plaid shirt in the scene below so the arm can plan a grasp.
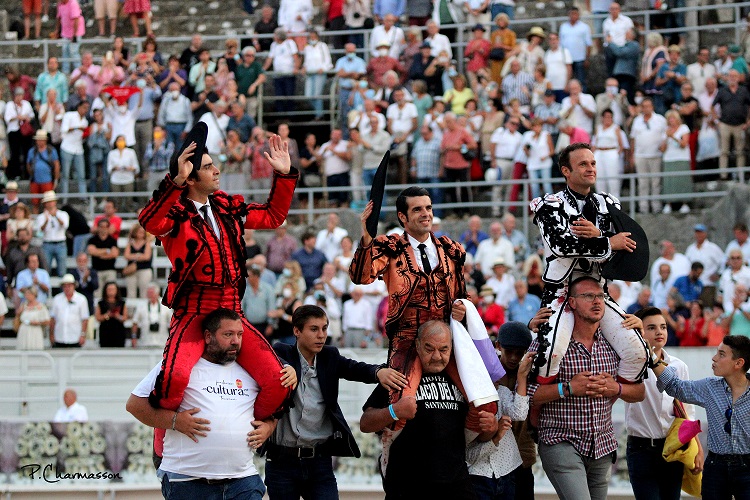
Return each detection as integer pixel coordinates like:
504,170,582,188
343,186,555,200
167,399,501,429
527,276,645,500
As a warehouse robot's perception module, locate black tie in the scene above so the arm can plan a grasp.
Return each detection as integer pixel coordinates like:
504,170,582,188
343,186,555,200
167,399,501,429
582,196,598,224
418,243,432,274
200,206,216,236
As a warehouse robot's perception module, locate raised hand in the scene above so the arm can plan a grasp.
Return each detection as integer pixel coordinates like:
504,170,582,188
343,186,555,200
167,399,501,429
264,134,291,175
173,141,197,186
360,200,374,245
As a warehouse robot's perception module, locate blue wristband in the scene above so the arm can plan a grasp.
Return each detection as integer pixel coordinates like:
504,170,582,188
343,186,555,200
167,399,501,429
558,382,565,399
388,404,398,421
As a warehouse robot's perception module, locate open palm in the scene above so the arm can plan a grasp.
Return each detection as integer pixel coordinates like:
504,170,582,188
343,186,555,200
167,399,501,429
264,134,291,174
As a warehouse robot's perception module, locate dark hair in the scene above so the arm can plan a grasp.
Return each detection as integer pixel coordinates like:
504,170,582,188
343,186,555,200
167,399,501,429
97,218,111,227
734,222,748,232
569,6,580,11
203,308,242,334
559,142,592,171
600,109,614,118
641,97,654,106
102,281,122,302
301,231,316,242
395,186,430,228
634,306,664,322
198,48,211,56
144,36,158,51
168,55,180,64
25,253,39,265
292,304,328,331
722,335,750,372
691,261,704,271
569,276,600,296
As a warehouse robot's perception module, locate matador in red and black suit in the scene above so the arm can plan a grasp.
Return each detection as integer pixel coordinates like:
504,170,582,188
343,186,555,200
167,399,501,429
139,123,297,457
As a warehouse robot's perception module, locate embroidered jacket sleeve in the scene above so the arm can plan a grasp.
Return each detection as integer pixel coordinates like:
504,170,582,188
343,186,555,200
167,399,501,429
138,174,186,237
531,194,612,262
348,235,396,285
243,168,299,230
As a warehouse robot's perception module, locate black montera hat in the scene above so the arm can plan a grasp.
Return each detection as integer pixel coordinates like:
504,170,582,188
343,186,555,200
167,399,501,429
169,122,209,179
365,151,390,238
601,203,650,282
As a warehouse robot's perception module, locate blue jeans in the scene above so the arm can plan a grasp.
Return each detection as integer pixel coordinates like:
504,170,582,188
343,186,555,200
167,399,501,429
529,168,553,200
164,122,187,151
327,172,350,205
490,3,514,28
88,159,110,193
264,456,338,500
73,234,90,260
626,437,683,500
471,473,515,500
161,473,265,500
572,61,587,91
43,241,68,277
417,176,444,217
60,150,87,195
701,452,750,500
273,75,296,113
304,73,327,118
61,39,80,74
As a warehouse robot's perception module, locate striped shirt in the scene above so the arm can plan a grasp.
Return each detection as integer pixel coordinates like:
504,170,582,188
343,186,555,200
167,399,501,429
502,71,534,107
412,136,441,179
658,366,750,455
527,330,620,459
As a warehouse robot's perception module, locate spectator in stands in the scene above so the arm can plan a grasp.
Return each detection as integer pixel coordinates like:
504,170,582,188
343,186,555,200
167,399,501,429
558,6,591,90
523,117,555,200
38,89,64,149
217,128,248,193
157,82,192,150
71,252,98,315
385,88,417,184
97,54,125,89
424,20,452,60
4,87,35,180
501,213,529,265
15,285,46,350
720,248,750,316
676,82,701,171
475,222,515,277
35,191,69,277
124,0,153,38
686,47,715,96
489,13,515,85
650,240,691,291
96,281,129,347
132,283,171,347
302,30,333,121
278,0,313,51
685,224,724,290
478,284,506,335
6,225,45,280
318,128,353,207
672,262,704,303
591,109,625,199
485,258,516,308
4,68,36,104
560,79,596,136
507,279,541,325
158,57,188,96
335,44,367,136
92,200,122,239
727,223,750,265
316,213,348,263
59,100,89,196
607,28,639,104
235,48,265,121
253,6,278,53
676,300,709,346
264,28,301,114
439,111,476,212
602,1,633,75
292,232,328,291
729,44,750,83
34,57,68,108
107,135,139,210
110,37,131,70
123,223,152,299
199,100,229,164
596,78,628,128
142,125,174,194
65,80,90,112
410,125,442,211
340,285,373,347
87,218,119,298
69,53,102,100
713,69,750,180
26,130,59,212
657,109,690,214
53,388,88,420
697,76,718,122
55,0,85,74
630,98,666,214
408,42,443,96
104,91,142,154
23,0,43,38
444,75,475,116
212,58,234,96
242,265,275,337
655,45,687,113
459,216,489,257
515,27,546,77
250,255,277,290
94,0,118,37
641,32,667,109
487,115,522,212
463,25,490,91
188,49,215,96
502,59,533,113
653,263,674,310
15,253,51,308
0,181,19,249
312,262,345,335
266,223,297,276
275,260,307,300
126,73,160,169
543,32,572,102
245,127,272,198
721,285,750,336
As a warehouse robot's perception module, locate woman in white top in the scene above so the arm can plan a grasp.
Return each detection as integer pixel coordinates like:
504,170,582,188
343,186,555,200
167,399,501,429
591,109,625,199
107,135,140,210
523,118,554,200
660,110,691,214
15,286,50,351
38,88,65,146
302,29,333,120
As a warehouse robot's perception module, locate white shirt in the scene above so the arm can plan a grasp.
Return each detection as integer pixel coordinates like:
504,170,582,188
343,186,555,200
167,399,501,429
4,100,34,133
387,102,419,143
662,124,691,163
652,279,670,309
132,300,172,347
303,41,333,73
685,239,726,285
602,14,634,47
269,39,299,74
560,93,596,135
370,25,406,59
104,105,139,147
686,62,716,96
612,280,642,311
426,33,452,59
34,209,69,244
485,273,516,308
625,350,693,439
319,140,351,176
50,292,89,344
490,128,522,159
60,111,88,155
631,113,668,158
543,48,573,90
353,112,386,136
726,239,750,266
714,57,733,77
590,0,612,11
650,254,692,290
315,226,349,262
522,130,552,171
278,0,313,33
53,401,89,423
342,297,375,331
133,360,260,479
466,385,528,478
199,112,230,155
407,233,438,272
475,237,516,276
191,199,221,239
558,20,592,63
697,90,719,117
107,147,140,186
719,266,750,312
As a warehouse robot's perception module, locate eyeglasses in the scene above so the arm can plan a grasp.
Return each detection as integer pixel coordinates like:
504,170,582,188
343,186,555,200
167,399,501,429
730,256,743,260
725,405,732,434
573,293,607,302
508,121,520,126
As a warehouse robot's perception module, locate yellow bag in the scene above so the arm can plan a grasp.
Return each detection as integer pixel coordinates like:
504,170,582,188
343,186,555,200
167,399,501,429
662,400,703,498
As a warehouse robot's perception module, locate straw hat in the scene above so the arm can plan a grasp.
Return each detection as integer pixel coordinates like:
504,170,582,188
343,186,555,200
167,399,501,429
526,26,546,40
41,190,58,205
33,129,48,142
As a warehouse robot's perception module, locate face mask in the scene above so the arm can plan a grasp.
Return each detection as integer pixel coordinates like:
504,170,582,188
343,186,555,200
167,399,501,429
153,130,165,141
448,68,458,78
116,140,126,150
378,48,388,57
606,86,619,95
346,53,355,60
171,90,180,99
136,79,147,89
118,105,128,114
282,268,292,277
484,296,495,304
282,288,292,298
634,96,644,105
359,80,368,89
309,39,318,46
